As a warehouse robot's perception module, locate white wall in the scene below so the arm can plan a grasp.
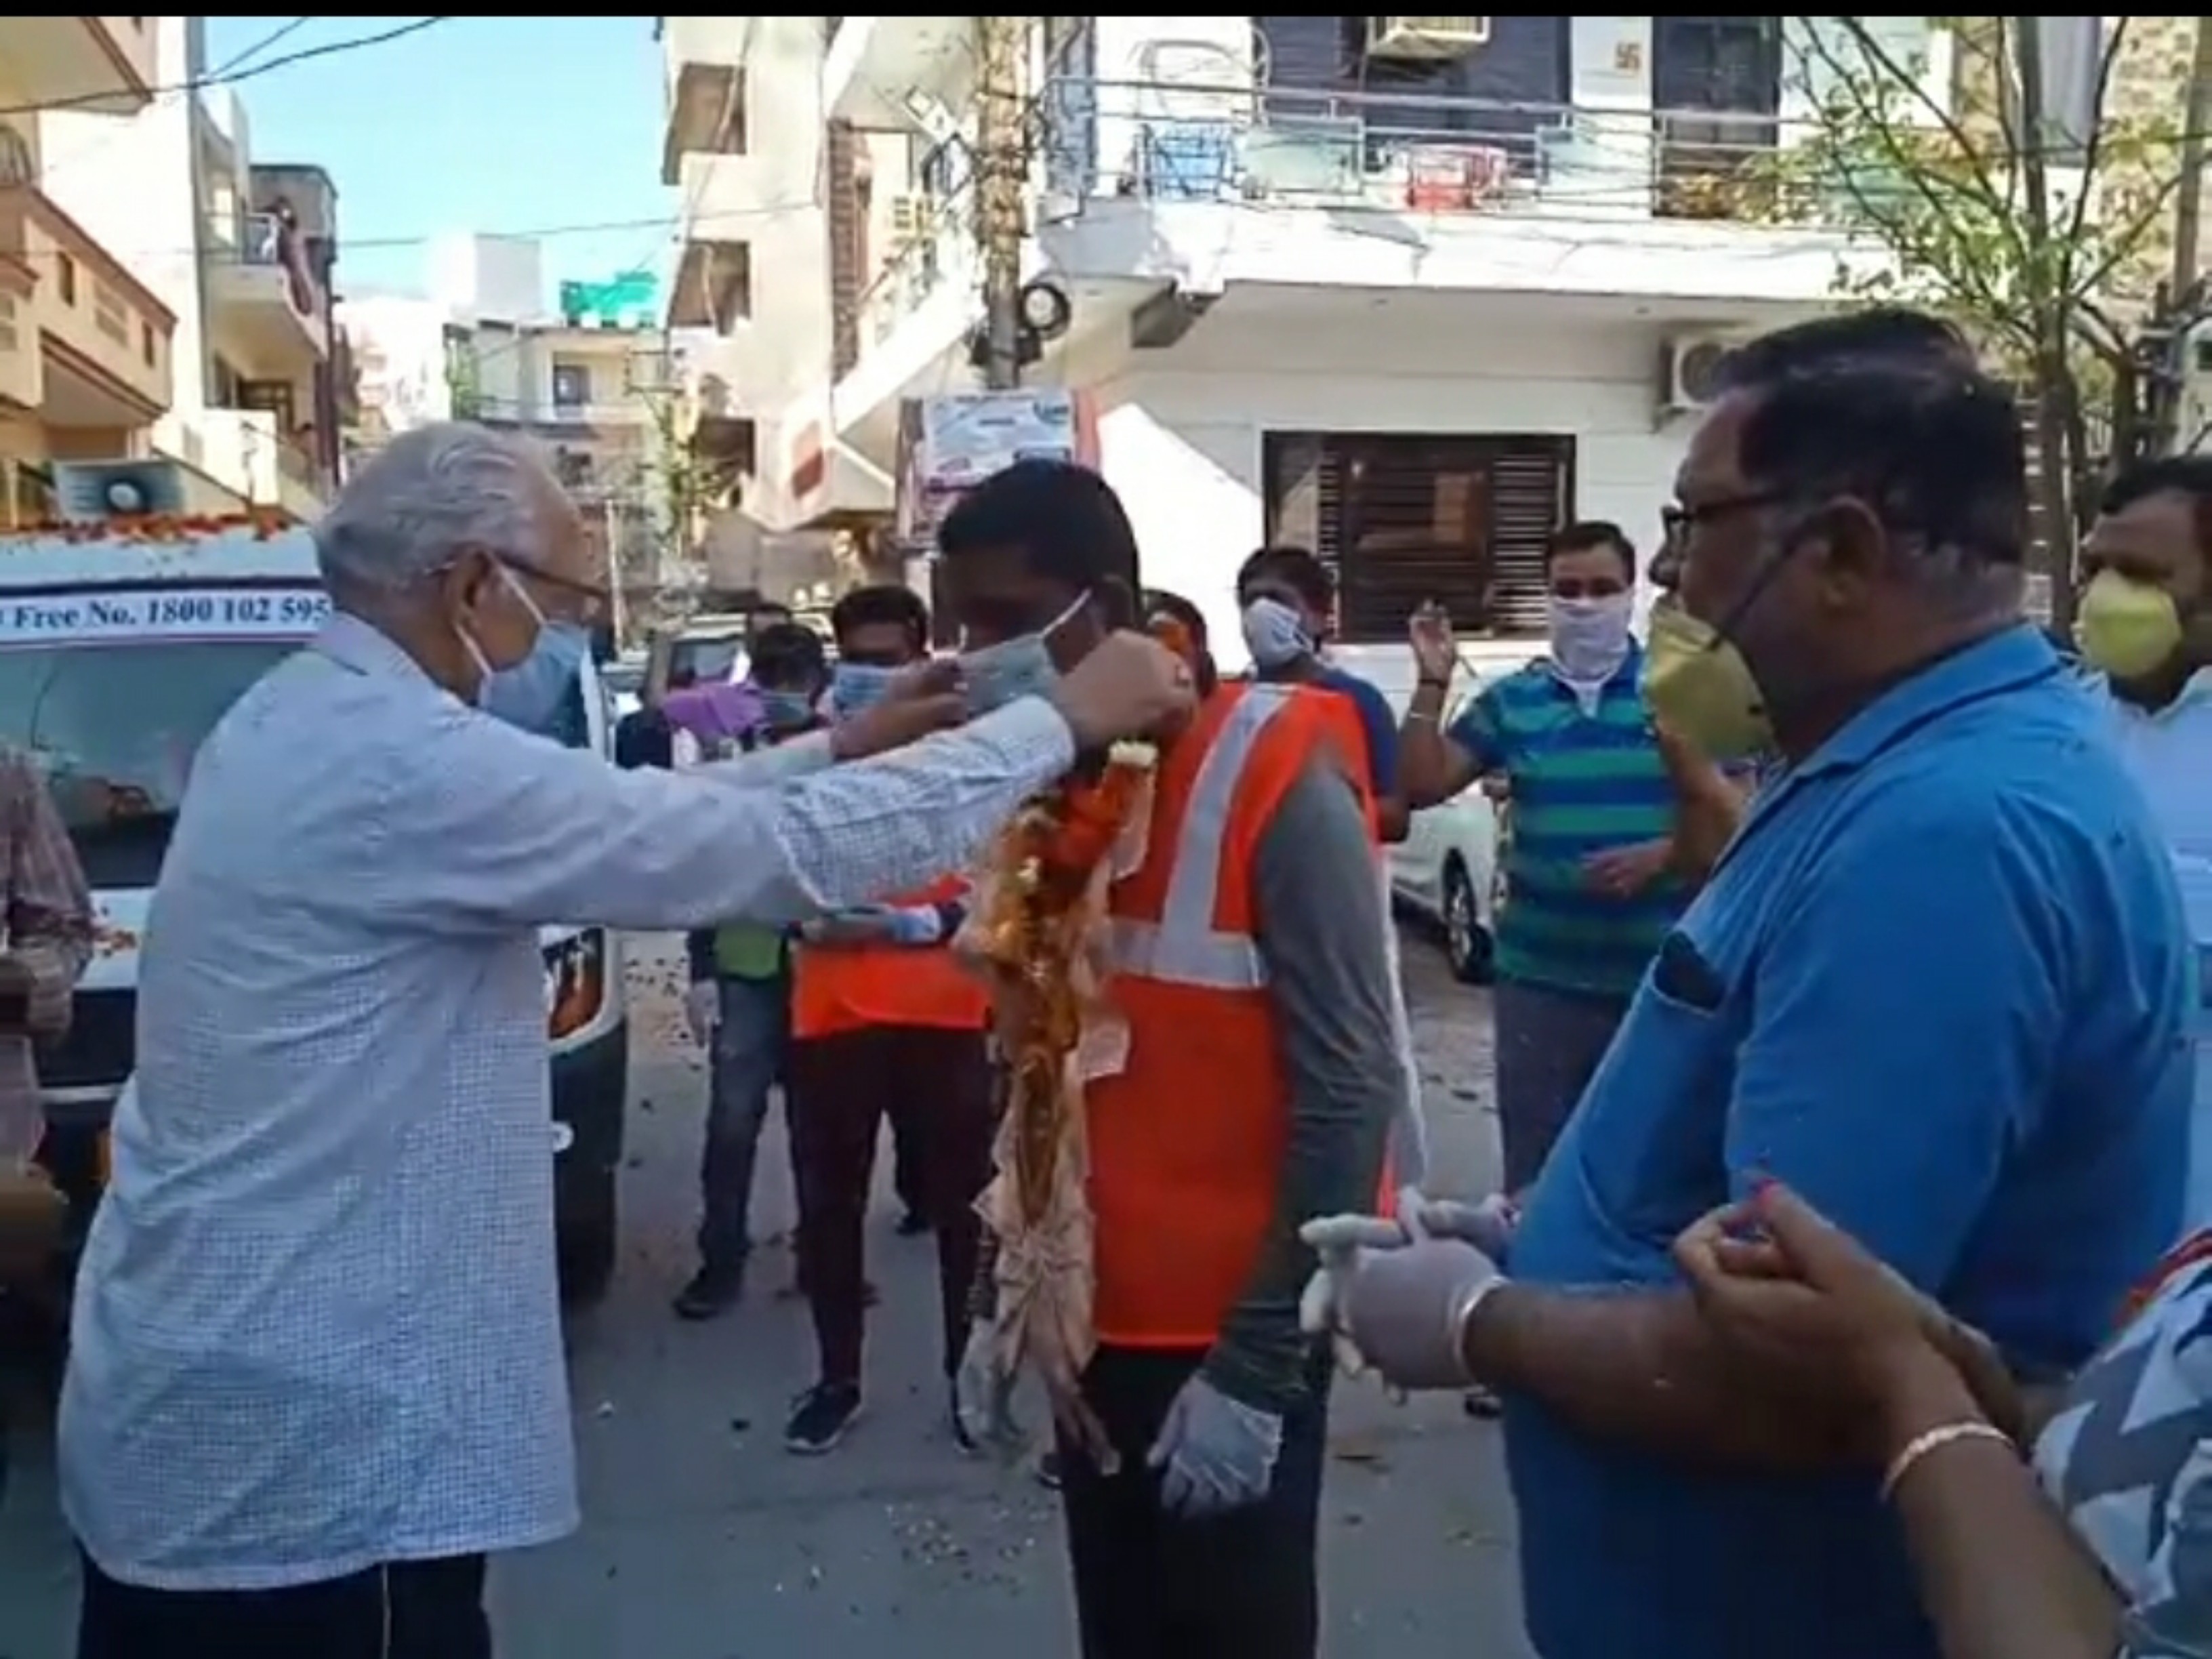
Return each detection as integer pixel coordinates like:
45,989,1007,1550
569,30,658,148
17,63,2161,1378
1084,304,1689,684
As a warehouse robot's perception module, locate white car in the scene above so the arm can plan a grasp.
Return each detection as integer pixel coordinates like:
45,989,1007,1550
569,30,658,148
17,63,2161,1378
1387,692,1504,984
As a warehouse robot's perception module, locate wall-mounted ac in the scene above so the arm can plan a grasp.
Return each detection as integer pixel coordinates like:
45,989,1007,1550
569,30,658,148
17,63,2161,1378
52,458,188,523
888,193,936,241
1660,331,1743,413
1365,16,1491,62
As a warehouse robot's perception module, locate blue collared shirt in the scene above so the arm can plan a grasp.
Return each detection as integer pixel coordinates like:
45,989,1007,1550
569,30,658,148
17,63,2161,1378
1507,626,2193,1659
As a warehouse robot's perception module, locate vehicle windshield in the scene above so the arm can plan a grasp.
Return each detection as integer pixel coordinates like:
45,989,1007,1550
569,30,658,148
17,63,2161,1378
668,635,743,686
0,638,589,888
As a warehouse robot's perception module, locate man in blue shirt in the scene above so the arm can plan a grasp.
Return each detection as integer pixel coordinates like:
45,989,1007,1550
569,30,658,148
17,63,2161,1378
1313,311,2192,1659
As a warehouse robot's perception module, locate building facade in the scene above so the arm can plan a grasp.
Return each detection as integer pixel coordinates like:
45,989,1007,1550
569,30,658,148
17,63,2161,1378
0,18,176,525
37,16,339,522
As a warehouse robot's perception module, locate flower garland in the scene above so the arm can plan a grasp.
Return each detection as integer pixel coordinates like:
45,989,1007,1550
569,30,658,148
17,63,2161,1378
960,734,1158,1465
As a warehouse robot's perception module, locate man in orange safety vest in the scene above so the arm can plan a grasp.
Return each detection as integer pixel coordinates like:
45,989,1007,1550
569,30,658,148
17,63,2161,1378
938,460,1402,1659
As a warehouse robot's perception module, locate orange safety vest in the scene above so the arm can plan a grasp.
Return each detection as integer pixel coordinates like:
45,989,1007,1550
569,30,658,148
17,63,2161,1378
790,873,988,1038
1088,680,1387,1347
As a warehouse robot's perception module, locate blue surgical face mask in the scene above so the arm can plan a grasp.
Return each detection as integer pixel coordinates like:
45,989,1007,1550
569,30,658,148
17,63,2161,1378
960,590,1089,716
830,661,900,721
760,688,817,732
470,565,588,736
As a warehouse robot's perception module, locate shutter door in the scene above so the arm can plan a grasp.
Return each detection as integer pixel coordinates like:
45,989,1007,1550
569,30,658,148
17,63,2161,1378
1269,433,1570,642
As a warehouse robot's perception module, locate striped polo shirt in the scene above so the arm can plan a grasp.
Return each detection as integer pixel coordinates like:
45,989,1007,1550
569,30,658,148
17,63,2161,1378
1446,643,1685,999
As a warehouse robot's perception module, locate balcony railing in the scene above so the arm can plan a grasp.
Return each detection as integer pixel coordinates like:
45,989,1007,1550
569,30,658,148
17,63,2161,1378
855,189,975,354
234,210,322,319
1040,77,1822,229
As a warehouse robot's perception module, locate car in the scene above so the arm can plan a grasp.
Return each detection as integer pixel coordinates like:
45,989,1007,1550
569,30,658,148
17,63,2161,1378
1386,691,1504,984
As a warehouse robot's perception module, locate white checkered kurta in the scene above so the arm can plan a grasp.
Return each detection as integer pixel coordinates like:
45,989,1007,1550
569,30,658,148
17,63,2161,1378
60,615,1076,1591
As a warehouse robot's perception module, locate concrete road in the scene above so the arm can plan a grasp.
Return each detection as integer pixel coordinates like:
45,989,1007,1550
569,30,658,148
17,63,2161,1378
0,930,1530,1659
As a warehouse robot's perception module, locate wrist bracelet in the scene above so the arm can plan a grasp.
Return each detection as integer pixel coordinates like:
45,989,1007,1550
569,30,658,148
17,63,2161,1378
1879,1420,2013,1502
1448,1275,1507,1385
1405,710,1439,726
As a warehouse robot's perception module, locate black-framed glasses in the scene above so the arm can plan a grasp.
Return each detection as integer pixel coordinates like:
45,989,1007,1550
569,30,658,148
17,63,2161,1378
499,556,612,628
1660,488,1790,546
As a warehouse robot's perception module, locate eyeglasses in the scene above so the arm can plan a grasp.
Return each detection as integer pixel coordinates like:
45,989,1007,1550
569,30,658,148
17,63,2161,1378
499,556,611,628
1660,488,1789,546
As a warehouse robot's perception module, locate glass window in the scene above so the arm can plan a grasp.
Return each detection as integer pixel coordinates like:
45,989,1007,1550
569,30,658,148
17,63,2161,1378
0,638,588,887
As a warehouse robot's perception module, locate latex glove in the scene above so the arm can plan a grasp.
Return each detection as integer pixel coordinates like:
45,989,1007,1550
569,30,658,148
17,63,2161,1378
952,1322,1023,1458
1410,1192,1521,1269
1147,1372,1284,1517
683,982,718,1049
1300,1214,1502,1391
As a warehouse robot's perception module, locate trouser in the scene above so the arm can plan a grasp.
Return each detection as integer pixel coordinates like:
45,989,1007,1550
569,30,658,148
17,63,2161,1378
77,1549,489,1659
697,972,791,1273
1492,977,1631,1193
785,1023,995,1383
1058,1345,1332,1659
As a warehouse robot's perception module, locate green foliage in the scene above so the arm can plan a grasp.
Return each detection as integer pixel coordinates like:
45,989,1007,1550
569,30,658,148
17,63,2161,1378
1755,18,2182,373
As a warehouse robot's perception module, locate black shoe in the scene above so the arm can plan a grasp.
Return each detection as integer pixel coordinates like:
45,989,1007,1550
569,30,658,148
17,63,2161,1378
672,1263,744,1321
949,1379,977,1453
785,1381,863,1454
1463,1385,1503,1419
896,1209,931,1237
1034,1448,1063,1490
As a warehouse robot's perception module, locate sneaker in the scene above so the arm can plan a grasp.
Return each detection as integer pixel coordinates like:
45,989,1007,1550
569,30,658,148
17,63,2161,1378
1034,1448,1063,1490
1462,1385,1503,1419
785,1381,863,1454
672,1263,745,1321
895,1209,931,1237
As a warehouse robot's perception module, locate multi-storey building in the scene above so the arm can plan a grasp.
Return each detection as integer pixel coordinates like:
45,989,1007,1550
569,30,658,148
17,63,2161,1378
0,18,176,524
38,17,340,521
800,15,1966,676
659,14,904,576
340,237,678,627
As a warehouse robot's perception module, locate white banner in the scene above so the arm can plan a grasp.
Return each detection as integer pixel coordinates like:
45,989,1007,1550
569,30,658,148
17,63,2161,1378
0,584,331,649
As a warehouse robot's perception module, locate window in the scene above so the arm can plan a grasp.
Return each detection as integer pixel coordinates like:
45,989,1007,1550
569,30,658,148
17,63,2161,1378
551,362,592,409
1262,431,1574,640
56,252,77,306
92,281,127,346
140,320,155,365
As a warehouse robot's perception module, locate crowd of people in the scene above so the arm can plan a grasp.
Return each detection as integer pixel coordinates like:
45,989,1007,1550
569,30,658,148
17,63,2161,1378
0,304,2208,1659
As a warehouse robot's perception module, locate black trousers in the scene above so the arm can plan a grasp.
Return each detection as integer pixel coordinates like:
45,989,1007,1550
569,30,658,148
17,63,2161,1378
1058,1345,1331,1659
77,1548,491,1659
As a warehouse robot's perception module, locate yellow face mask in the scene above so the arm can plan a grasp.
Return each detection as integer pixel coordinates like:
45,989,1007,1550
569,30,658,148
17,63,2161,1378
2075,569,2184,680
1642,601,1773,761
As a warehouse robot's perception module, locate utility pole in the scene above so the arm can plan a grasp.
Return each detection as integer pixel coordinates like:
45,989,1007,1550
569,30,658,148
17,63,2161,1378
2011,15,2085,629
603,493,628,649
974,15,1028,391
2170,16,2212,308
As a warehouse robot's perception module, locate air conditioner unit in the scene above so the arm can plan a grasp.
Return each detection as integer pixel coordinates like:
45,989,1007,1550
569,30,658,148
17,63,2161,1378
1365,16,1491,61
51,457,188,523
888,193,936,241
1660,332,1743,413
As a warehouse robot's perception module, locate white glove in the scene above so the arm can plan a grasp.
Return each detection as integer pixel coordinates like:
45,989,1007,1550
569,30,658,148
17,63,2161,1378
1146,1372,1284,1517
952,1321,1023,1457
683,982,718,1049
1411,1192,1521,1267
1300,1212,1504,1391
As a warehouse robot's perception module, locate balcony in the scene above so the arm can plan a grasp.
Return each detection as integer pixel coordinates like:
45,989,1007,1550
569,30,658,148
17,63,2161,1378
823,17,973,130
660,16,746,184
206,211,330,372
0,18,155,116
0,185,173,429
180,407,327,522
668,240,752,332
472,393,649,434
1031,77,1885,308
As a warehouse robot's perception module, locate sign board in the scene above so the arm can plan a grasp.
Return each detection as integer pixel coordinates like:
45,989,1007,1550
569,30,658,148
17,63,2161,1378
0,585,331,650
894,389,1100,548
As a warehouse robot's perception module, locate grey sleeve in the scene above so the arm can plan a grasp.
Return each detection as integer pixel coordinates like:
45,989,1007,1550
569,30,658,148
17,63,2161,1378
1205,754,1401,1415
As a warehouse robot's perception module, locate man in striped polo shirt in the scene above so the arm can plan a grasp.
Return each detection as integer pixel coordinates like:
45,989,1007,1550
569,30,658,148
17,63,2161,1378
1399,521,1681,1196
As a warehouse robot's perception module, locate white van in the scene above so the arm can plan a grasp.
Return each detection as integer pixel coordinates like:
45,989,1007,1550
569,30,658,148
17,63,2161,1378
0,514,630,1304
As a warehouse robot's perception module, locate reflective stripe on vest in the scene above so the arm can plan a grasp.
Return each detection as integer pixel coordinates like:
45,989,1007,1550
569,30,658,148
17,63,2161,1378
1107,684,1290,992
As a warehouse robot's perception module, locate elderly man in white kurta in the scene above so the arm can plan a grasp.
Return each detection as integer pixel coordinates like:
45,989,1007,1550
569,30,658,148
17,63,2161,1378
58,423,1194,1659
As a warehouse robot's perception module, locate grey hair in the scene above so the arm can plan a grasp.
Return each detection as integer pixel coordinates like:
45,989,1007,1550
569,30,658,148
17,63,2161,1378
312,422,554,607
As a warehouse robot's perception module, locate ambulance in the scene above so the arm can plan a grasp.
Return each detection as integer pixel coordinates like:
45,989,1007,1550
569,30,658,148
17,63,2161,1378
0,462,629,1305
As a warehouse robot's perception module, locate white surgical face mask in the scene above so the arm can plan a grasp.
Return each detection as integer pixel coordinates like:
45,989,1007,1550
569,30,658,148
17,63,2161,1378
1240,597,1314,670
1547,592,1634,685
